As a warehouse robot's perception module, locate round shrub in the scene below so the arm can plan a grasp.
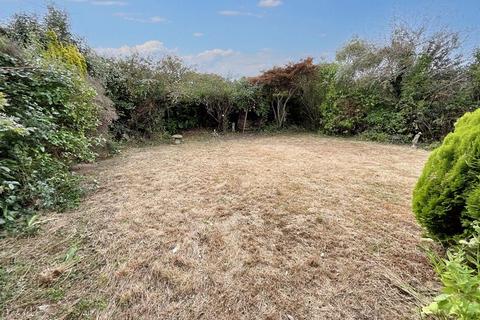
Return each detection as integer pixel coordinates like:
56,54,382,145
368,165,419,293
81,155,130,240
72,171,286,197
413,108,480,242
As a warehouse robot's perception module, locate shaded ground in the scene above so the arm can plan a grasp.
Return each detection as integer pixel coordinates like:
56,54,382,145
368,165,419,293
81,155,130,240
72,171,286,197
0,134,437,319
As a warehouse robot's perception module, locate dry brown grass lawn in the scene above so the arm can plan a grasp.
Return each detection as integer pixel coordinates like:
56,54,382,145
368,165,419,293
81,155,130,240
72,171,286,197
0,133,437,319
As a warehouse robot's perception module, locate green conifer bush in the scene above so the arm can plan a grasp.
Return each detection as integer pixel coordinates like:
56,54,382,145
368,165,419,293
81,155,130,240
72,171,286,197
413,108,480,241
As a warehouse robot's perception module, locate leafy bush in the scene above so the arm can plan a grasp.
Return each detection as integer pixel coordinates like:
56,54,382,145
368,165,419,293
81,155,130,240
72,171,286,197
413,108,480,242
163,103,201,134
332,26,477,143
363,107,408,138
321,88,375,136
233,80,269,122
423,223,480,319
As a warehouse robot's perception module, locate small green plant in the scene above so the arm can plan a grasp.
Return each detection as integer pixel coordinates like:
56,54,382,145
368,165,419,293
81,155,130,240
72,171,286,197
46,287,65,302
0,205,15,226
65,298,108,319
64,245,79,262
423,223,480,319
23,214,40,235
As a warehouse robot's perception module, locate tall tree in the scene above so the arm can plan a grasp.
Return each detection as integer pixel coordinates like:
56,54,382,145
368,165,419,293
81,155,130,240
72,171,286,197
335,25,470,140
250,57,316,128
233,79,268,132
179,72,235,132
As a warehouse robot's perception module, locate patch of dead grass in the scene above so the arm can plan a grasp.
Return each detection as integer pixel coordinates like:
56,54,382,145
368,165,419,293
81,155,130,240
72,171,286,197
0,134,436,319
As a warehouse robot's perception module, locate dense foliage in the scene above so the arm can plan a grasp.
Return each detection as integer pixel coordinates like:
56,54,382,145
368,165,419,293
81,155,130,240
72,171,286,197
177,72,236,132
97,26,480,143
423,223,480,319
0,7,108,229
413,108,480,242
315,28,478,142
0,37,98,227
103,55,169,138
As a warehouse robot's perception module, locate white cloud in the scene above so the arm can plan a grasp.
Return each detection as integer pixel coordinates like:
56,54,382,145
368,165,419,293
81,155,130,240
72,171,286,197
149,16,166,23
113,12,167,23
194,49,235,61
258,0,282,8
193,32,204,37
183,48,295,78
218,10,262,18
95,40,176,57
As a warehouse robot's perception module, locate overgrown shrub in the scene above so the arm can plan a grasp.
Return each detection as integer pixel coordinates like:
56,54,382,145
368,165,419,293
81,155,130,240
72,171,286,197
296,63,337,130
413,108,480,242
332,27,477,142
0,34,99,228
44,30,87,75
104,56,171,138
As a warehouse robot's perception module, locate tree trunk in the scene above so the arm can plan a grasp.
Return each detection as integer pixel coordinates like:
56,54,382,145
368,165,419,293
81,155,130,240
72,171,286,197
275,96,287,128
277,99,284,128
243,111,248,133
271,100,278,126
221,114,228,132
271,90,295,129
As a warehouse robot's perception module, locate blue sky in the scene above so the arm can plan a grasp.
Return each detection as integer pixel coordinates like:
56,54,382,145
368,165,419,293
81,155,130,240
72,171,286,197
1,0,480,77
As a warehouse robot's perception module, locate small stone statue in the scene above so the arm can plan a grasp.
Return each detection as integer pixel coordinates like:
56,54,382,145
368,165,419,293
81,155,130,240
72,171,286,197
412,132,422,148
172,134,183,144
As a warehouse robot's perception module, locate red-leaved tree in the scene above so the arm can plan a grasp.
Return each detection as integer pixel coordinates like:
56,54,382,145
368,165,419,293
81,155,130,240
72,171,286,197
250,57,316,128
